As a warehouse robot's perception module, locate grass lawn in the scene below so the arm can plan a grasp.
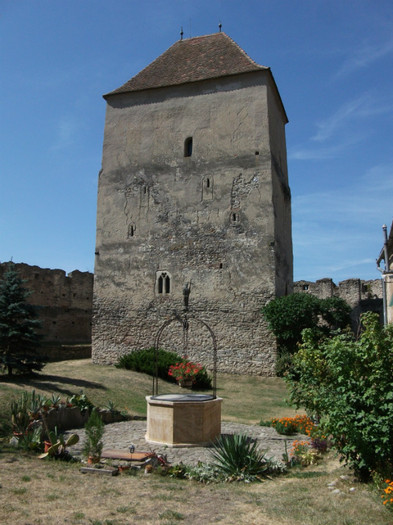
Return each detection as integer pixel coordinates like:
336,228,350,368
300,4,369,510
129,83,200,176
0,359,301,434
0,359,392,525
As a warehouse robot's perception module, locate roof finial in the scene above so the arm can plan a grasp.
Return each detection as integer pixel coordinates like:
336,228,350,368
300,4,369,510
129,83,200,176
180,26,184,40
219,22,222,32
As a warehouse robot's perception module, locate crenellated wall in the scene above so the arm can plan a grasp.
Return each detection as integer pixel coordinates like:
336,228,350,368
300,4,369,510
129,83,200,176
0,261,384,366
294,278,383,330
0,262,93,348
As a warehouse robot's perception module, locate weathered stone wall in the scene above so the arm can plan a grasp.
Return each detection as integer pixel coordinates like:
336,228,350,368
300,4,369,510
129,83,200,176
0,262,93,347
294,278,383,330
92,295,277,375
93,69,292,375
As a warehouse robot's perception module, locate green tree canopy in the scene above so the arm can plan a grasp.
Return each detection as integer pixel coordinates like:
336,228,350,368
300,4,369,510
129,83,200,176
0,262,44,376
262,293,352,374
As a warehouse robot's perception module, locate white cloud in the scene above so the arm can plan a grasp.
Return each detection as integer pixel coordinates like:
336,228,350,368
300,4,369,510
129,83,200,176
289,137,359,160
335,38,393,78
312,96,367,142
289,93,393,161
312,95,393,143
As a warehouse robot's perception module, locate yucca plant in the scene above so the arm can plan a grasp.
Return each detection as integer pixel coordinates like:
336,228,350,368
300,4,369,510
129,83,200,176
210,433,283,481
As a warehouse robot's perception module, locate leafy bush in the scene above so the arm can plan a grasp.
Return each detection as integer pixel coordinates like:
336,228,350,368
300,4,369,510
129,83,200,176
67,393,94,412
116,348,181,382
192,366,212,390
210,433,284,481
262,293,351,375
184,462,226,483
286,312,393,480
116,348,212,389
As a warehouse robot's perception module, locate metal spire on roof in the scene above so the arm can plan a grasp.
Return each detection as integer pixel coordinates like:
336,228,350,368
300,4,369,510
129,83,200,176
219,22,222,32
180,27,184,40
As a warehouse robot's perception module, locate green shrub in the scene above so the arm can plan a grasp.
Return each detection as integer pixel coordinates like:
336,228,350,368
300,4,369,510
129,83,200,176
262,293,351,375
68,392,94,412
286,312,393,480
116,348,181,383
116,348,212,389
192,366,212,390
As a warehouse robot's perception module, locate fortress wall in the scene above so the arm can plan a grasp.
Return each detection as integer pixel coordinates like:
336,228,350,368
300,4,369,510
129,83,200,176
294,278,383,330
0,262,93,347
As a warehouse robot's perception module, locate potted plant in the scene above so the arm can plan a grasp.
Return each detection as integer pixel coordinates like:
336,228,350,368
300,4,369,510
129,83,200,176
83,408,104,464
39,427,79,460
168,360,203,388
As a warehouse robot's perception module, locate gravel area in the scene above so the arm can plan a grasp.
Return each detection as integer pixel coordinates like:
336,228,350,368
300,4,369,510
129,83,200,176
66,420,308,466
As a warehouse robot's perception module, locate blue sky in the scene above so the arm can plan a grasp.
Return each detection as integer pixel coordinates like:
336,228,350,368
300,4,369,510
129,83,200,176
1,0,392,283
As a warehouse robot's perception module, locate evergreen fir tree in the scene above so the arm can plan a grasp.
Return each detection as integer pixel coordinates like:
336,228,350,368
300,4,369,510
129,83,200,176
0,262,44,376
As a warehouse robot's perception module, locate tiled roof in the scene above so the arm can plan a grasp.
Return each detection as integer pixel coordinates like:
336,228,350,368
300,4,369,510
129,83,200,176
104,32,268,97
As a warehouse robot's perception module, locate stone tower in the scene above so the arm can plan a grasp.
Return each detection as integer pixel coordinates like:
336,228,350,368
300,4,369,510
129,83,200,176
92,33,293,375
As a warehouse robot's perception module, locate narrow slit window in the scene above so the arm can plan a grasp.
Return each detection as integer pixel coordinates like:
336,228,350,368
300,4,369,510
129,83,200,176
128,224,135,238
206,178,210,188
232,212,238,222
184,137,193,157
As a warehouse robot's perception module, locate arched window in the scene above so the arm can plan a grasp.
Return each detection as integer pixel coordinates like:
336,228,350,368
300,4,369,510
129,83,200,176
156,271,171,295
184,137,193,157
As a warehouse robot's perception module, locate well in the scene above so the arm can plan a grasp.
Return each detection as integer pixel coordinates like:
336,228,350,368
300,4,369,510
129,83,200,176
146,283,221,446
146,393,222,447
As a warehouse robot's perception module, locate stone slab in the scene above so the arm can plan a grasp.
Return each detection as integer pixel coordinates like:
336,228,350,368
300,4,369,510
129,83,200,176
101,450,153,461
145,395,222,446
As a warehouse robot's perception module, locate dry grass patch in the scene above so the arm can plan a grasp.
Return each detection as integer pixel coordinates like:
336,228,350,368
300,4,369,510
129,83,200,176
0,359,300,430
217,374,301,423
0,359,392,524
0,451,391,525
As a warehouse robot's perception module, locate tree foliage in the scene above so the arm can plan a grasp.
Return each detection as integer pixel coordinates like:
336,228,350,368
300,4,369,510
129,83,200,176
0,262,44,376
262,293,352,374
286,312,393,480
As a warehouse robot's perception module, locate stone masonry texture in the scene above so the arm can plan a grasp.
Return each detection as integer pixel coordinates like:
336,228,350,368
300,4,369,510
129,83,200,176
92,34,293,375
0,262,93,358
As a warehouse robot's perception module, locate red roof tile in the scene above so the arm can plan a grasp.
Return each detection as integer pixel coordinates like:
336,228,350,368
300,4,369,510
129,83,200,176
104,32,268,97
